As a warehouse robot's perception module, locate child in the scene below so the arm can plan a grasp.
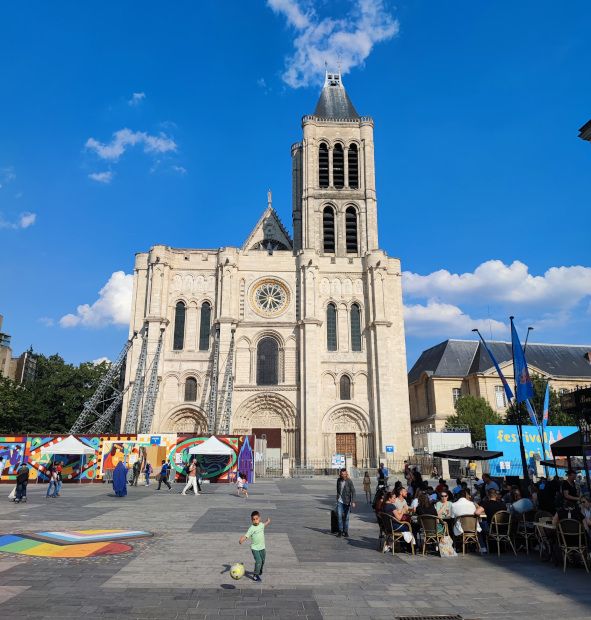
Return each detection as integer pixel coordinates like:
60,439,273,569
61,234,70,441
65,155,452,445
362,471,371,503
237,472,249,498
239,511,271,582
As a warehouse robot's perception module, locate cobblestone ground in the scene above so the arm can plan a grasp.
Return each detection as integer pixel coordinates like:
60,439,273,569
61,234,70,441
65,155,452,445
0,478,590,619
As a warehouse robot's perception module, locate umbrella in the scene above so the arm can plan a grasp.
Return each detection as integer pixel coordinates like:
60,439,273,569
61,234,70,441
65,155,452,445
549,431,583,458
432,447,503,461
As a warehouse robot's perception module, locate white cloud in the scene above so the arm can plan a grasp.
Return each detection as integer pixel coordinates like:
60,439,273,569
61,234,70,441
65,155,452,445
0,166,16,189
128,92,146,106
403,260,591,309
85,128,177,162
0,211,36,230
38,317,55,327
88,171,113,184
60,271,133,328
171,165,187,175
267,0,399,88
404,300,508,338
92,357,111,365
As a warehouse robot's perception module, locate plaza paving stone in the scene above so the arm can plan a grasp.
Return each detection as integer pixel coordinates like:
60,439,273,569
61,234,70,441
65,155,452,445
0,478,590,618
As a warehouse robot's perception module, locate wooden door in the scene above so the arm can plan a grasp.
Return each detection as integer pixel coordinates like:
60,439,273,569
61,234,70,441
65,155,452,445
336,433,357,466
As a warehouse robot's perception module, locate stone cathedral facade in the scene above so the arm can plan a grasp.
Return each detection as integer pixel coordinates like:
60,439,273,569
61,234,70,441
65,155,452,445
120,72,412,464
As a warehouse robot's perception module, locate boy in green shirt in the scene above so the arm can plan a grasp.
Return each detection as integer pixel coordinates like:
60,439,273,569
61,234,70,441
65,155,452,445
239,510,271,582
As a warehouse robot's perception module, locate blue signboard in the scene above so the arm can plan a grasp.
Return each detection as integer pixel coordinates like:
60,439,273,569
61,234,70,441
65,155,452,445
150,436,161,446
485,424,577,477
385,445,395,454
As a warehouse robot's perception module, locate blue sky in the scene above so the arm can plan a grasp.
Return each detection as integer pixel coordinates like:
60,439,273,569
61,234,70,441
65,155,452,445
1,0,590,369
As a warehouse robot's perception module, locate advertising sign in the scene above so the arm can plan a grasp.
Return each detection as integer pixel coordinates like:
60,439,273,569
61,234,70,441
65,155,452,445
331,453,345,468
385,445,395,454
485,424,577,477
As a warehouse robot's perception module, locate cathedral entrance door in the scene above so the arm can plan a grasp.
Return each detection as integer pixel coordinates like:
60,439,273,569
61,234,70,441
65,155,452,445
336,433,357,466
252,427,282,460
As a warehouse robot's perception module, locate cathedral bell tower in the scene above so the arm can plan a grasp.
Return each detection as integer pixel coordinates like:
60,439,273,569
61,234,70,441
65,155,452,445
292,70,378,256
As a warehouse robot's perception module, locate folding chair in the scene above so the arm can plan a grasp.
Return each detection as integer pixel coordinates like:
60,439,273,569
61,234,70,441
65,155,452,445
557,519,589,573
419,515,448,556
458,515,480,555
487,510,516,557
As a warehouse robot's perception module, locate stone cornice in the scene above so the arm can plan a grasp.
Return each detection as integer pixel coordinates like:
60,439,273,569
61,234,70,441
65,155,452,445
234,385,299,391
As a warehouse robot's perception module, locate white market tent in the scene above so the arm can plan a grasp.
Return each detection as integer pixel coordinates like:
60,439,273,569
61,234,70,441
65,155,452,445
189,436,234,455
40,435,96,484
40,435,95,455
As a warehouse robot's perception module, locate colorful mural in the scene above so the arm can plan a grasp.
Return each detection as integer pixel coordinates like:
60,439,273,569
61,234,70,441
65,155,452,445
0,529,152,558
0,433,253,483
0,437,27,481
27,435,100,482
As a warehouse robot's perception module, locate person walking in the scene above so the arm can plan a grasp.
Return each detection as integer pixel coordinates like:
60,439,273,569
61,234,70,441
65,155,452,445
46,466,58,499
157,459,172,490
55,463,63,497
14,462,29,503
195,460,203,494
181,457,200,496
363,471,372,503
335,468,356,538
131,460,141,486
239,510,271,582
144,461,153,486
113,461,128,497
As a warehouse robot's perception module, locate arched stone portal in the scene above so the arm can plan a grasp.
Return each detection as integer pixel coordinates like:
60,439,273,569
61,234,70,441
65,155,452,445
322,405,374,467
162,405,208,434
232,393,298,458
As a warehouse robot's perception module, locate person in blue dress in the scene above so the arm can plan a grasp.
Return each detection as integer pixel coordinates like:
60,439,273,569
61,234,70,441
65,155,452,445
113,461,128,497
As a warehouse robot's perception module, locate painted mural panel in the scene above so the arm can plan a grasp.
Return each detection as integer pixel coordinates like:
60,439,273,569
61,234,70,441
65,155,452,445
27,435,100,481
0,437,27,481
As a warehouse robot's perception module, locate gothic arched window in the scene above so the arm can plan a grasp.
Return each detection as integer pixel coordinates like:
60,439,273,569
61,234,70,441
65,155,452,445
340,375,351,400
351,303,362,352
257,337,279,385
319,142,329,188
348,143,359,188
173,301,186,350
326,303,337,351
345,206,358,253
184,377,197,402
323,206,335,253
199,302,211,351
333,143,344,188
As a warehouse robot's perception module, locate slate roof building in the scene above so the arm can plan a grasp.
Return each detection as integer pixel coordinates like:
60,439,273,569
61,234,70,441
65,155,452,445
120,71,413,465
408,339,591,432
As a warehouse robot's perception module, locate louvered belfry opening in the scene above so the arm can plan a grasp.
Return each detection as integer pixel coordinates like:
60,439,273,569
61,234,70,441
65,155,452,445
345,207,358,253
323,206,335,253
326,303,337,351
173,301,186,350
319,142,329,188
348,143,358,188
333,143,344,188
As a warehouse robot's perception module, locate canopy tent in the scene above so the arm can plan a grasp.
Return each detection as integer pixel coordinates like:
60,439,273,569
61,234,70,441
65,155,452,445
40,435,95,455
40,435,96,484
432,447,503,461
549,431,583,458
189,436,234,455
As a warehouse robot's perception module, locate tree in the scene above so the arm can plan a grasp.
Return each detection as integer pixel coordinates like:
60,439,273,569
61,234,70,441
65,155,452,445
0,354,112,434
445,395,503,443
504,374,576,427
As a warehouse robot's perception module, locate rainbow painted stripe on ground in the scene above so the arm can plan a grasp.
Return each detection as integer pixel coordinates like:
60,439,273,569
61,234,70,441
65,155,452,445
0,529,152,558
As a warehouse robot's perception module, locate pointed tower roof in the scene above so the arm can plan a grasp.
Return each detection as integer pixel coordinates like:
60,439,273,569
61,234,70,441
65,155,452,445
242,191,293,252
313,70,360,120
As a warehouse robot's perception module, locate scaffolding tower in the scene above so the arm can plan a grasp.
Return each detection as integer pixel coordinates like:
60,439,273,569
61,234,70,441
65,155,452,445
69,329,140,434
216,329,236,435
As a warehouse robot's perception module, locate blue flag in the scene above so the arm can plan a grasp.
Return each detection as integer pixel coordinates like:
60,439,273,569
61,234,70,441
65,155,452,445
525,399,539,428
542,382,550,429
477,334,514,402
511,319,534,404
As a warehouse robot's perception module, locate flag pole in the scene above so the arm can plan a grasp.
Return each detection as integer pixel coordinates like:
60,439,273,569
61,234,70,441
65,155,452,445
509,316,531,491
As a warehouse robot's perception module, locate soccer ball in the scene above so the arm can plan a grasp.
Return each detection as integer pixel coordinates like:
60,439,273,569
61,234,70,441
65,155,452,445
230,562,245,580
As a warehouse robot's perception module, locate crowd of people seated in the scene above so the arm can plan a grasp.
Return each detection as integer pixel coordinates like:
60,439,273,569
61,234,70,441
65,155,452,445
372,465,591,556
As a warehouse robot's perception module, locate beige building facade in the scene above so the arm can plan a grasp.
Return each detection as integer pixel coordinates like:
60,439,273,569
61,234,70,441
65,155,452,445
119,72,413,465
409,339,591,432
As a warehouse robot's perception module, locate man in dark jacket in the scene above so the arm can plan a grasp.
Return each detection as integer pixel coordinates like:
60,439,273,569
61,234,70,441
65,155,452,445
15,463,29,503
335,468,356,538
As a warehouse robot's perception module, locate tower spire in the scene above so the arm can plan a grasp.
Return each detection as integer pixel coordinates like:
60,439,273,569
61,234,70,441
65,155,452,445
267,188,272,210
